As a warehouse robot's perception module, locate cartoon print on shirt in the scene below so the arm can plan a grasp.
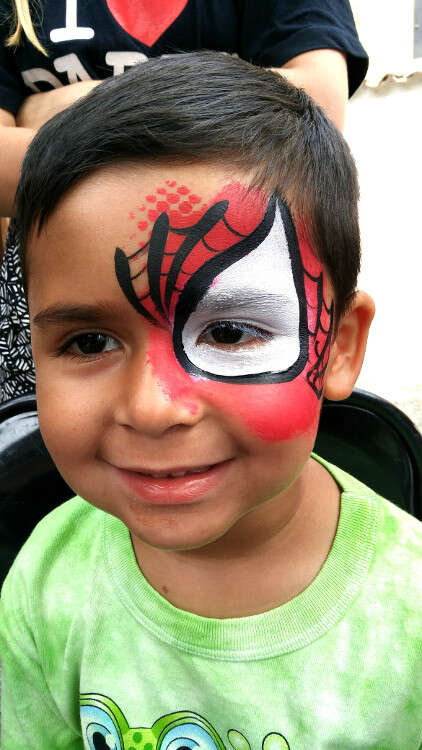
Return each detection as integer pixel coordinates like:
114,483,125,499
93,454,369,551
114,182,333,397
80,693,290,750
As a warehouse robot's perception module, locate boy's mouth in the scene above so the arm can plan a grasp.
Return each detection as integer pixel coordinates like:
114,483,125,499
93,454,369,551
132,464,214,479
115,459,233,504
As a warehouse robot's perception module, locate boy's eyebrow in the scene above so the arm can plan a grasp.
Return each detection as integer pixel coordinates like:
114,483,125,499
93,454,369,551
32,302,120,327
196,291,292,311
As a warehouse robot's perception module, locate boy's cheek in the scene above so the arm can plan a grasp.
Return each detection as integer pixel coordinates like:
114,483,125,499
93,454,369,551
196,378,321,442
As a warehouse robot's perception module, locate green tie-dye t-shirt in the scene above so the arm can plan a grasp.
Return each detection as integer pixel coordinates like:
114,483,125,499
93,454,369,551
1,456,422,749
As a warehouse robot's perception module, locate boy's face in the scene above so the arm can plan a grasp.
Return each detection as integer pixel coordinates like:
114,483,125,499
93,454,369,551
28,163,335,552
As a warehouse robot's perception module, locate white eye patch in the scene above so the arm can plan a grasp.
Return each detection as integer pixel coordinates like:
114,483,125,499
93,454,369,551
180,202,304,379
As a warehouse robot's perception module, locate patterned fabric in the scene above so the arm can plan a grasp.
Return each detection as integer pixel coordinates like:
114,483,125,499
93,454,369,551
0,223,36,402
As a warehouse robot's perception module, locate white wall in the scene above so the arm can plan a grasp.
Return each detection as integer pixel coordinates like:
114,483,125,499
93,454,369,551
345,75,422,429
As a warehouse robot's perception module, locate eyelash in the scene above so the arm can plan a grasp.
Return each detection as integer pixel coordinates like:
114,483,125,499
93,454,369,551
197,320,273,348
55,332,121,360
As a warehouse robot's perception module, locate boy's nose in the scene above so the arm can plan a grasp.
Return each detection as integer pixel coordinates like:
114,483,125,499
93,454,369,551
114,348,204,437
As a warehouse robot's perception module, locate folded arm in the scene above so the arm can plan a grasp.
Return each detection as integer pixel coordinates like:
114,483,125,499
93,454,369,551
271,48,349,131
0,80,100,218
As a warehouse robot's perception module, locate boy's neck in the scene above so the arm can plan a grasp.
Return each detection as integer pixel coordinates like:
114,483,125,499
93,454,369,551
131,458,341,619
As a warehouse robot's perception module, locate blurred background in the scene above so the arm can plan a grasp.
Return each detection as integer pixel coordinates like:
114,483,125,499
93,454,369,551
346,0,422,430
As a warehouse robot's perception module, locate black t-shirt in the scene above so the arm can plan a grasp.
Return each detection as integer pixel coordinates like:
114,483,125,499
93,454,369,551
0,0,368,116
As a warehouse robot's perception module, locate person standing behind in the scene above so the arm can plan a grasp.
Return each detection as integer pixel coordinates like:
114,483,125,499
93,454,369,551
0,0,368,402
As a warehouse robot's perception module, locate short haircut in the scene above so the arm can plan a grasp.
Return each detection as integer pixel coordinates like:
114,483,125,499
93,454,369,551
16,50,360,320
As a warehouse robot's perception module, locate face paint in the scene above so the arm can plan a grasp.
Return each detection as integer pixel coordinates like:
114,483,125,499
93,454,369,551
115,181,334,441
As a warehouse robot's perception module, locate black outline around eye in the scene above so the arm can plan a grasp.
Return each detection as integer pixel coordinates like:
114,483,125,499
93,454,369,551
172,196,308,384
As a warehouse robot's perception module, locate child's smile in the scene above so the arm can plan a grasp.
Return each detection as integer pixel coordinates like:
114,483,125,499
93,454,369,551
28,162,336,555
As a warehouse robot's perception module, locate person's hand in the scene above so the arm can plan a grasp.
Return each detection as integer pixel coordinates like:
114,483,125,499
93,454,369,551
16,79,101,130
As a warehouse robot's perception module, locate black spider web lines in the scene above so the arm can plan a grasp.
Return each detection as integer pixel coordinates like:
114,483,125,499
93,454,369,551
115,202,231,326
123,208,248,285
304,268,334,398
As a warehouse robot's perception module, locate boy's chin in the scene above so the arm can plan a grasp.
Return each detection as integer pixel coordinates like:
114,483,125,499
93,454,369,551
127,513,233,555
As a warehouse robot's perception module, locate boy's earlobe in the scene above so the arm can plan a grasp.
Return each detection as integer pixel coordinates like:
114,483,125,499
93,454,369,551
323,291,375,401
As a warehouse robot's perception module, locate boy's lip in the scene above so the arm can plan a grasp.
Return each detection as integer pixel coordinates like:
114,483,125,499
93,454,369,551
115,459,233,504
116,460,225,478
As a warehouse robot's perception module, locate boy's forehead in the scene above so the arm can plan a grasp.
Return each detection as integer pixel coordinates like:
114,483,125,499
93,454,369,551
27,163,268,304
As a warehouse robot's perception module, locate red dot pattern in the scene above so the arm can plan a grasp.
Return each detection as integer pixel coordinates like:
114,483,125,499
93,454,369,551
127,179,206,245
179,201,192,214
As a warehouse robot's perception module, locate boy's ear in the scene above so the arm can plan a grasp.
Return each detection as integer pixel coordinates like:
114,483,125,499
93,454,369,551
323,291,375,401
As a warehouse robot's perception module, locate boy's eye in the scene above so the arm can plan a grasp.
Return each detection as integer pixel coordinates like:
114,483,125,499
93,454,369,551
197,321,271,349
59,332,120,357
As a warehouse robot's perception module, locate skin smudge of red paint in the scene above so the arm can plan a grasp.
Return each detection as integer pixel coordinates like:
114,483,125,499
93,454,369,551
146,326,201,418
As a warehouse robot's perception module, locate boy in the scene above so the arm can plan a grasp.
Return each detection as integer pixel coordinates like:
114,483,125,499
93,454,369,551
1,52,421,748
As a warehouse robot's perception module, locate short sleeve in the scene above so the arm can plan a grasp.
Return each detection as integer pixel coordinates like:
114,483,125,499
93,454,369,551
237,0,368,96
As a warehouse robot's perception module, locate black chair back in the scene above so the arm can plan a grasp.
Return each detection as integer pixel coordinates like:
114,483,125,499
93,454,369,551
315,389,422,519
0,394,73,583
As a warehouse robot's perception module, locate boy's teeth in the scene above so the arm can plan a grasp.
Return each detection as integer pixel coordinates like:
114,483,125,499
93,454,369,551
147,466,210,478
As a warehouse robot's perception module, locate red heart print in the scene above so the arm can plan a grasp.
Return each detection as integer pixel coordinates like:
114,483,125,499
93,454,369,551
105,0,189,47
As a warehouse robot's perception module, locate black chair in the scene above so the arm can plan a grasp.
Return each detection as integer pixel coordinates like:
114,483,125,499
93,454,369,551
1,389,422,587
0,394,73,585
315,389,422,520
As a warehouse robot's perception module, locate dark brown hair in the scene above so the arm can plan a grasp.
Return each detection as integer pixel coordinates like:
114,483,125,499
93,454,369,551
15,50,360,318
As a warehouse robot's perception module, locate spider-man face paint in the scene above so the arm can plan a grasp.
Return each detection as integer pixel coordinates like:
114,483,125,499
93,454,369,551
115,181,333,440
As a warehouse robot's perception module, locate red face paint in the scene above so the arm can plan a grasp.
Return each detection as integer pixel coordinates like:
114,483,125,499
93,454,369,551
117,181,333,442
146,324,320,441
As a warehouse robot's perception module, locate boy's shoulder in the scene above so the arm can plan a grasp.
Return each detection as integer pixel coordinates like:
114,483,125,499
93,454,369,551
317,454,422,590
1,496,105,603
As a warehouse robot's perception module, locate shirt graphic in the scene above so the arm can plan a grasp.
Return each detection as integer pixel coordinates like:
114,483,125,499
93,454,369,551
80,695,290,750
105,0,189,46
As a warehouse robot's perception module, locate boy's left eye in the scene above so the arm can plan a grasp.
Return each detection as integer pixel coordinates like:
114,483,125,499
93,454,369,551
58,332,120,358
197,321,271,350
